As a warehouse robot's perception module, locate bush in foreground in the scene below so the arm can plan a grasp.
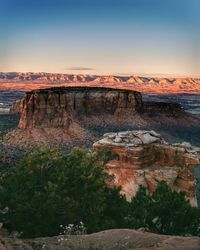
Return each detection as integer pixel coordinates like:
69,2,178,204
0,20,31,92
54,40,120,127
0,148,200,238
0,148,127,238
127,182,200,236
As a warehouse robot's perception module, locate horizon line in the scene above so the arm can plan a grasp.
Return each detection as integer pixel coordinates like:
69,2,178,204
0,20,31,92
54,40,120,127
0,71,200,79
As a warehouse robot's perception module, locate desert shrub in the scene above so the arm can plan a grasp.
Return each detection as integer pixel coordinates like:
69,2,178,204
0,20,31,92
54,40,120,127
126,181,200,236
0,148,127,238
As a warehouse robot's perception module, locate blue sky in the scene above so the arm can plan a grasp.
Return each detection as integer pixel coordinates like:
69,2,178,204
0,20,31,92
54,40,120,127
0,0,200,76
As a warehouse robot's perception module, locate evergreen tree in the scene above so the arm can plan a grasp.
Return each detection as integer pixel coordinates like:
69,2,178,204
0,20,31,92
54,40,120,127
0,148,126,238
127,181,200,236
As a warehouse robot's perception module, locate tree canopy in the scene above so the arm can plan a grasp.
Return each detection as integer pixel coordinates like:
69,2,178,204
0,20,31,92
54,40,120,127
0,148,127,237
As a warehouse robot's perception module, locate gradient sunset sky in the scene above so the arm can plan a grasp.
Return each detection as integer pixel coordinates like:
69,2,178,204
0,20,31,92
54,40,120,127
1,0,200,77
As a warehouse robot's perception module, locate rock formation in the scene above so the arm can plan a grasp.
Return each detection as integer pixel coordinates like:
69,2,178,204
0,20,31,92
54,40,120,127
93,130,200,204
13,87,143,129
1,72,200,94
0,229,199,250
11,86,185,129
5,86,200,148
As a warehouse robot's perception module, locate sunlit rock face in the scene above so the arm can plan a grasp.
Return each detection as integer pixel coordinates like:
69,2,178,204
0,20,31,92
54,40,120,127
93,130,200,204
11,86,184,130
12,87,143,129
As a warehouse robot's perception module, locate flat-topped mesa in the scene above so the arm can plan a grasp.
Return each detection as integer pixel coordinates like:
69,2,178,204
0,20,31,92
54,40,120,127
93,130,200,204
11,86,183,130
14,87,143,129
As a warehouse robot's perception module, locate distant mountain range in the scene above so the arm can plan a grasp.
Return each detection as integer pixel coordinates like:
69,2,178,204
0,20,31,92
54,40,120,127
0,72,200,94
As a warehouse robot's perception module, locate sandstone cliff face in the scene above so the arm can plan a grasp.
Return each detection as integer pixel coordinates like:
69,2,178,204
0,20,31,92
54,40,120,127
93,131,200,203
13,87,143,129
6,86,200,150
11,86,184,130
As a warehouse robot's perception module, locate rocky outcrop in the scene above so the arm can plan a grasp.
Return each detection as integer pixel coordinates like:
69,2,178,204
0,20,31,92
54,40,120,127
0,229,200,250
11,86,185,129
6,86,200,148
10,96,183,115
13,87,143,129
93,131,200,203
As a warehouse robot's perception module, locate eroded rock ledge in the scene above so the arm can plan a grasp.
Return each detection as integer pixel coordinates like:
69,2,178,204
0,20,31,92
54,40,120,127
93,130,200,203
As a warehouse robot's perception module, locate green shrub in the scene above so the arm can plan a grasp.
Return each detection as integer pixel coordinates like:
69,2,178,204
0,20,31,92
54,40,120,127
126,181,200,236
96,148,118,164
0,148,127,238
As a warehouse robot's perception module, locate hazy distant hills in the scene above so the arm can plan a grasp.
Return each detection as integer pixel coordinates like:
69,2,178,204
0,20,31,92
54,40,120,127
0,72,199,84
0,72,96,82
0,72,200,94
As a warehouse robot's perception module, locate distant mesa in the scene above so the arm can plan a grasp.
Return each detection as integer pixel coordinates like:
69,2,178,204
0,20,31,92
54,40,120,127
11,87,144,129
10,86,182,130
0,72,200,94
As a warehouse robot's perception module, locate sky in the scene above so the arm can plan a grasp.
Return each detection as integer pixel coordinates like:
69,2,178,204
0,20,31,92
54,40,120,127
0,0,200,77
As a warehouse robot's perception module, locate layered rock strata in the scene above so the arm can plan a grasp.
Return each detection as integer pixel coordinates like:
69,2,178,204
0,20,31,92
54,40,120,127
11,87,144,129
93,130,200,203
11,86,184,129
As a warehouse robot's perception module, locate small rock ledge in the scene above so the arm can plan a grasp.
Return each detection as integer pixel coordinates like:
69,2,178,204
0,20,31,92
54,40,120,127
94,130,200,203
